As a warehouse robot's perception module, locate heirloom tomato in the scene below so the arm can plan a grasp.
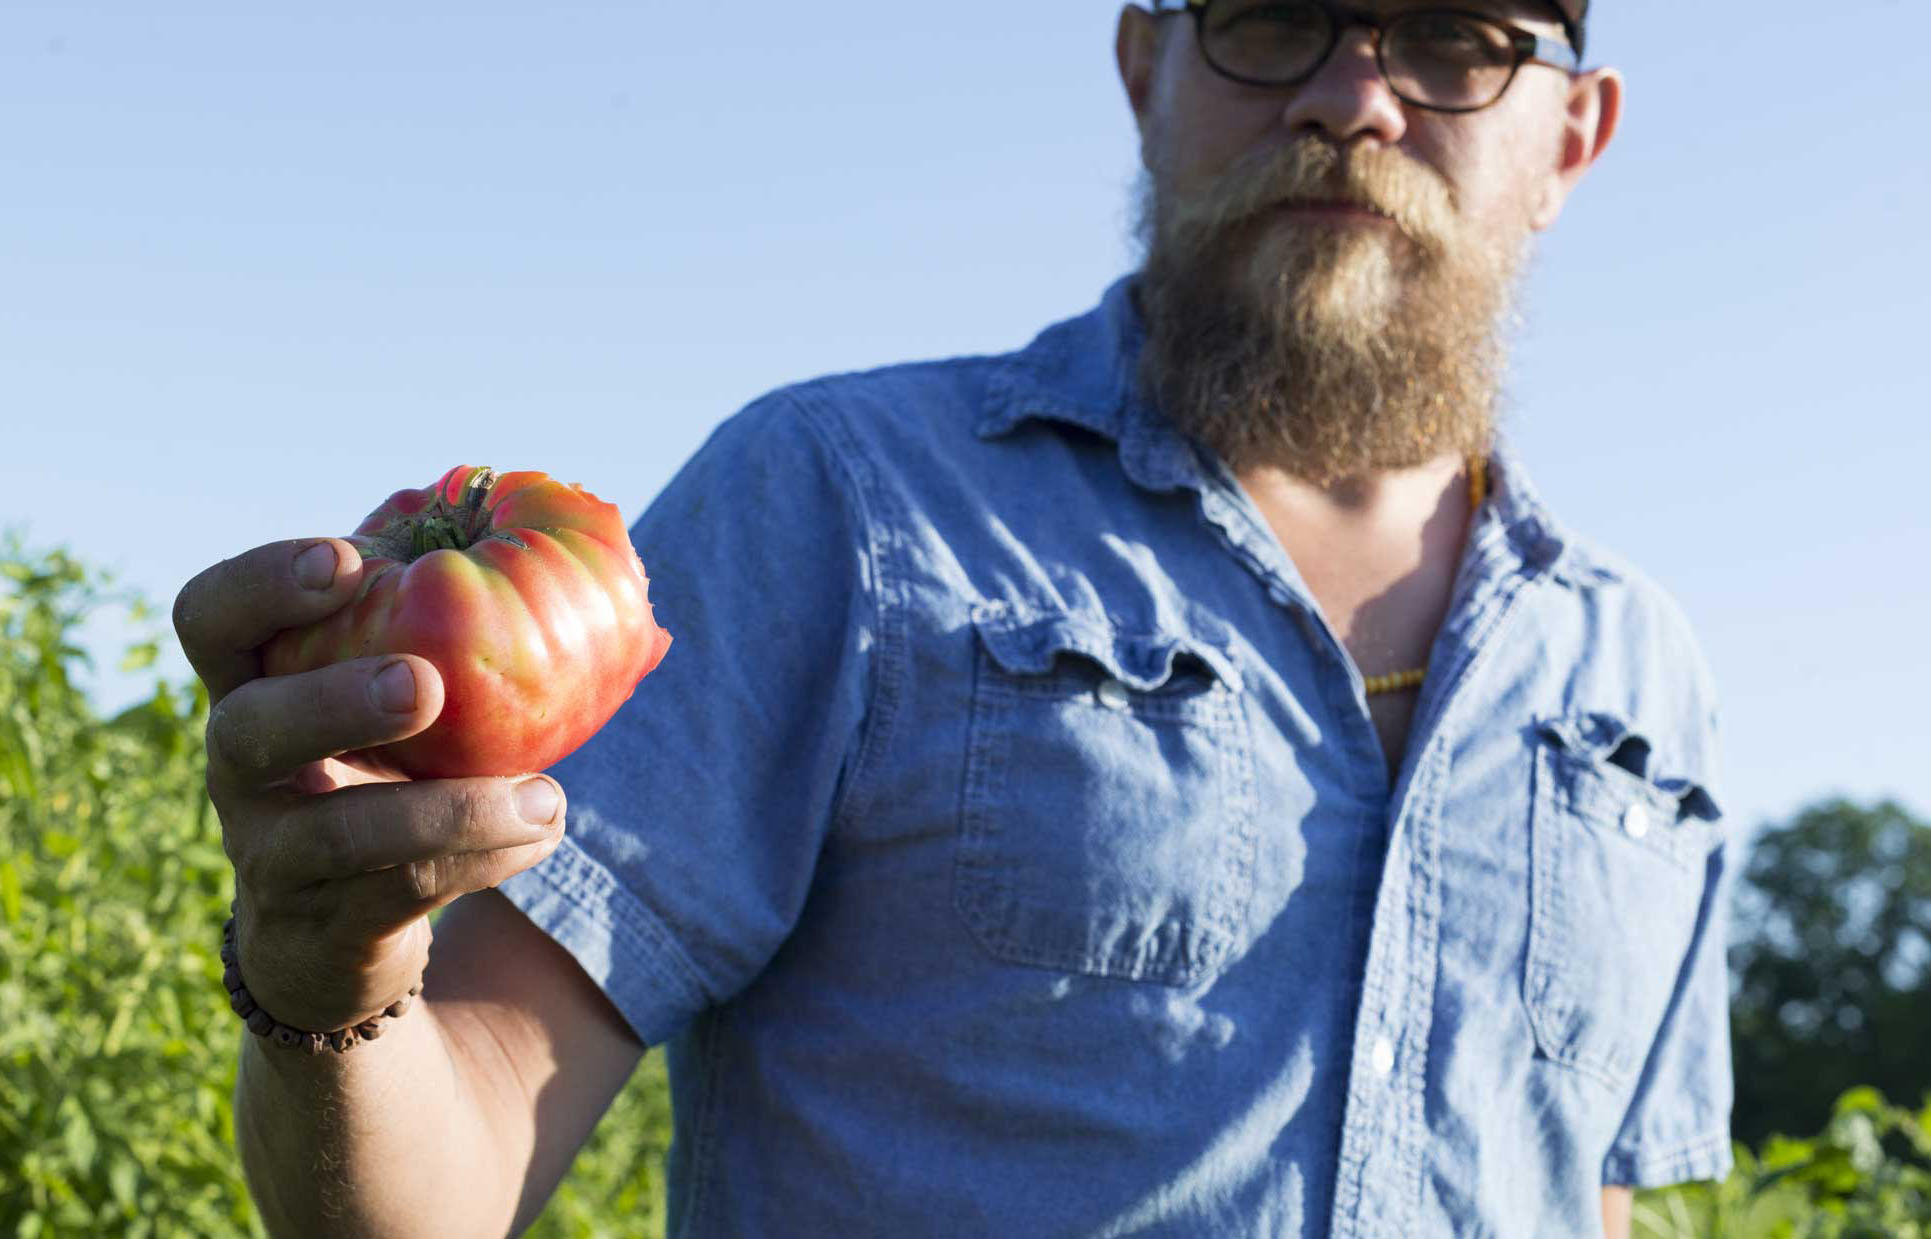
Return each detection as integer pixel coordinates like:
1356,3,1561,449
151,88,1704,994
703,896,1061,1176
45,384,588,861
263,465,671,779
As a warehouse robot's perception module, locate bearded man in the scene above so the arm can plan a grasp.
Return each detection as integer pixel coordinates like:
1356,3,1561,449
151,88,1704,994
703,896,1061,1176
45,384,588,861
189,2,1735,1236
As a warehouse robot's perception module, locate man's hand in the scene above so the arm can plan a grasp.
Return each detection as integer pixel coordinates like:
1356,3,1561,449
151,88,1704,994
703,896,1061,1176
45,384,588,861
173,537,567,1034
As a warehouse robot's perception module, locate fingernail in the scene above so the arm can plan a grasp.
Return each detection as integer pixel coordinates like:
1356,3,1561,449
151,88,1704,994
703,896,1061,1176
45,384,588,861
295,542,338,591
372,660,416,713
516,778,560,826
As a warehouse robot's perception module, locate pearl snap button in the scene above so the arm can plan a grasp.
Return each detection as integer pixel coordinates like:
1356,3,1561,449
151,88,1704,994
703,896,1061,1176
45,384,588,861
1095,679,1132,711
1623,803,1651,840
1370,1037,1396,1077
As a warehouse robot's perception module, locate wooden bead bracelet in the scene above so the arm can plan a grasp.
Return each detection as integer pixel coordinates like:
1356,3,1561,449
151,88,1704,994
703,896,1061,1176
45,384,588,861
220,902,423,1055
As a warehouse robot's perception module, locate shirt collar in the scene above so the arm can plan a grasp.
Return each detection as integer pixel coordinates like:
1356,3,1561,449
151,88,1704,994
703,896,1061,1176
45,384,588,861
1486,436,1573,577
975,276,1202,495
976,274,1577,579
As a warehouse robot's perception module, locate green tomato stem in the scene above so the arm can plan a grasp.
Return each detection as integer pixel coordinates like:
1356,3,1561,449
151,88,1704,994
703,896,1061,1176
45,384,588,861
363,468,503,563
457,468,500,546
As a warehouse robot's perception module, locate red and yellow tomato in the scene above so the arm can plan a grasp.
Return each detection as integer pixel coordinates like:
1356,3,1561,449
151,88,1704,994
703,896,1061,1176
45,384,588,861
264,465,671,779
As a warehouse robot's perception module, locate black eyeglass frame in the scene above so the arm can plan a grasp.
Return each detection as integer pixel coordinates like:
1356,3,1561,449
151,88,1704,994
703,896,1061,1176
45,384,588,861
1147,0,1583,115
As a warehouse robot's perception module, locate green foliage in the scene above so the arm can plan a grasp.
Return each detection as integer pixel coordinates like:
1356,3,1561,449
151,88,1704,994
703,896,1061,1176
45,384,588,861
0,533,673,1237
0,532,252,1238
1635,1086,1931,1237
1728,798,1931,1150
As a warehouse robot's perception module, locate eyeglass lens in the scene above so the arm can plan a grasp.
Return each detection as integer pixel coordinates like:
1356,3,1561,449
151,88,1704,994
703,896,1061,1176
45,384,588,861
1201,0,1521,110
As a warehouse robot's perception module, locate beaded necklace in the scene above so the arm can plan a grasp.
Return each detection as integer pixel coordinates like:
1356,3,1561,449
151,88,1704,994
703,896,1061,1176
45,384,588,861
1361,453,1487,697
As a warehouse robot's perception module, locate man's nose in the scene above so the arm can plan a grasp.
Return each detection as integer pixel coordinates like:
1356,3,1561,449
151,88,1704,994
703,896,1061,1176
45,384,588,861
1276,27,1407,146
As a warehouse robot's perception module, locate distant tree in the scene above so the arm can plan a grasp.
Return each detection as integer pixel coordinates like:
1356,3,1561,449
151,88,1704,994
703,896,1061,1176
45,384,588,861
1729,798,1931,1147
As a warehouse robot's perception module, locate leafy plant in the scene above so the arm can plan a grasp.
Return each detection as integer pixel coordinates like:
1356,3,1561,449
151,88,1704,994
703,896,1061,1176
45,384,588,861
0,531,249,1238
0,532,672,1237
1634,1086,1931,1237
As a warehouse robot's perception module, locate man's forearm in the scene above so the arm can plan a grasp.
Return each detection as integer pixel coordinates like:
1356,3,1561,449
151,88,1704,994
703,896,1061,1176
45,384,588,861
1601,1185,1633,1239
234,1002,517,1239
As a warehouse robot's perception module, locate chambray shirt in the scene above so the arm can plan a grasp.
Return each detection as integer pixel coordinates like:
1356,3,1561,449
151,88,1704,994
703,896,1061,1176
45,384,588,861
500,277,1737,1237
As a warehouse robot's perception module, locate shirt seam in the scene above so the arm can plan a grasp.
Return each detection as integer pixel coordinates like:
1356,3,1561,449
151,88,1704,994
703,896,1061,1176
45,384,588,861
1399,743,1452,1232
671,1007,729,1239
769,384,900,841
1603,1128,1735,1186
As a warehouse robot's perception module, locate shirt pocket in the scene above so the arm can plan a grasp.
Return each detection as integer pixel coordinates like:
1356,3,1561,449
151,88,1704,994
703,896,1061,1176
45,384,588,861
955,602,1258,987
1524,711,1724,1088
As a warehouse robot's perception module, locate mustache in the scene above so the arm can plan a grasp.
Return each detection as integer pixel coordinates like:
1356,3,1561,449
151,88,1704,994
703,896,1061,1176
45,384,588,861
1162,137,1459,254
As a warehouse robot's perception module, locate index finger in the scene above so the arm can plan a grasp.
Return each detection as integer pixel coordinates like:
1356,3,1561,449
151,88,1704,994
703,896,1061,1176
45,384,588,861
172,537,365,704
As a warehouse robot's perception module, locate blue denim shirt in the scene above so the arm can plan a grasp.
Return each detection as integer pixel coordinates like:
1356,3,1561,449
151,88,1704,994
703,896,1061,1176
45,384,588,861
500,277,1736,1237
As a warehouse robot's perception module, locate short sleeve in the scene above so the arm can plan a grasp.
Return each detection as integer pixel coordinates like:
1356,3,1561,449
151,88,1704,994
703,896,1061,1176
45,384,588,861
1599,820,1740,1187
497,390,876,1048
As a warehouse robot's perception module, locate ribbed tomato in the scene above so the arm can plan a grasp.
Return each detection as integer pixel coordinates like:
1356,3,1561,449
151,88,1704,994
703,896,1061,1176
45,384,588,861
263,465,671,779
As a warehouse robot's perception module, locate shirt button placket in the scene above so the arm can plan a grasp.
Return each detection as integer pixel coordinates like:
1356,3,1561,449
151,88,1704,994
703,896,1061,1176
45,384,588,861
1337,1026,1405,1238
1369,1036,1396,1079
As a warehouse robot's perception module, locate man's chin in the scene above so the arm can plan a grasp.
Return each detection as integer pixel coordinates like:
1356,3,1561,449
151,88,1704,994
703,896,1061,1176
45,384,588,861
1236,243,1403,337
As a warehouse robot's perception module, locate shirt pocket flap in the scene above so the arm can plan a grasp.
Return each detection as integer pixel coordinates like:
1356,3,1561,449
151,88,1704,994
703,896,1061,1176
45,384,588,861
1536,712,1723,865
970,605,1243,696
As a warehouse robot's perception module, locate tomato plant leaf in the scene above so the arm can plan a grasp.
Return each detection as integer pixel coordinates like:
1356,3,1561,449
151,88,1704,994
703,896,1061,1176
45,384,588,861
118,641,159,673
61,1105,97,1176
108,1153,139,1212
0,859,21,927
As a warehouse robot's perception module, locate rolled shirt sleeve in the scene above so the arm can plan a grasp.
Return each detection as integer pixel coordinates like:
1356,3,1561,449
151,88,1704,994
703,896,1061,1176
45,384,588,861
1600,821,1740,1188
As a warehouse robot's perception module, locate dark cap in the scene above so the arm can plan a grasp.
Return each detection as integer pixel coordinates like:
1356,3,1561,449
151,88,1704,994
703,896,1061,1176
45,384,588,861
1551,0,1589,58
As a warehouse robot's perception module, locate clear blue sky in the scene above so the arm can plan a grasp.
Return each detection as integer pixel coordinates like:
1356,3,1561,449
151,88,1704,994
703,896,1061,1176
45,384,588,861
3,2,1926,837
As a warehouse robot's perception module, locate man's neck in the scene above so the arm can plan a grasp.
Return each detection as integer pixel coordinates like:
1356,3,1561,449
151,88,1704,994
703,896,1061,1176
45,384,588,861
1235,451,1481,773
1237,452,1472,540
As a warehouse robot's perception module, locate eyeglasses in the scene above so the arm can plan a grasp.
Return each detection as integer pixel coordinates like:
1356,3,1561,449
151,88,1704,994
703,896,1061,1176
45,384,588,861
1148,0,1580,114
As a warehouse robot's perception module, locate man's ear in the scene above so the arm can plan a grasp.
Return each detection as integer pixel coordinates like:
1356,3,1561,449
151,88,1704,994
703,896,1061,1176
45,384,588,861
1117,5,1161,143
1530,67,1623,231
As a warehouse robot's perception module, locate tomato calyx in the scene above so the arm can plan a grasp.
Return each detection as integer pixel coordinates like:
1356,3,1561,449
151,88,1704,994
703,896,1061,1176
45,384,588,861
355,467,530,564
